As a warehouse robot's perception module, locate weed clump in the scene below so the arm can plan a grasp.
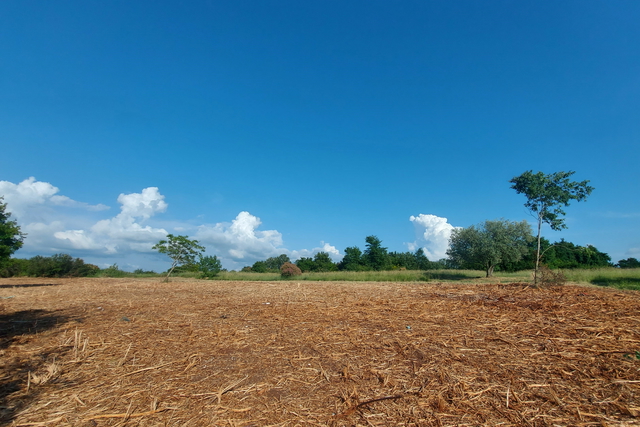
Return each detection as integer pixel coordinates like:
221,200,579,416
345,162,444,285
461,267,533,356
538,264,567,287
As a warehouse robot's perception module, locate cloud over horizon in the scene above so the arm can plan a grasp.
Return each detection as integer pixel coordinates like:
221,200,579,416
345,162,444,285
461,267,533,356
408,214,458,261
1,178,342,270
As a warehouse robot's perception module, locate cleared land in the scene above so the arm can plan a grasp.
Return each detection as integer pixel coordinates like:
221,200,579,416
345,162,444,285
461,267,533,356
1,278,639,426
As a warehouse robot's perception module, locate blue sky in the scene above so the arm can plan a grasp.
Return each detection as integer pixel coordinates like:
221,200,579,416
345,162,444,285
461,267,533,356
1,1,639,271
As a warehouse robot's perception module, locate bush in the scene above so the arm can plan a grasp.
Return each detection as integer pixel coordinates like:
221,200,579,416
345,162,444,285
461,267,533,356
198,255,222,279
100,264,129,278
280,262,302,278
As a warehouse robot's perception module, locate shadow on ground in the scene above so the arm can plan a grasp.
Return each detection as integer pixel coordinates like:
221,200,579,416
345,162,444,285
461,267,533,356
422,272,482,281
0,309,76,425
0,283,59,289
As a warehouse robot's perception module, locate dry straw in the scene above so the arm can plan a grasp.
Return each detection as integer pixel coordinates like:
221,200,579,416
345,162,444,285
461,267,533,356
1,277,639,426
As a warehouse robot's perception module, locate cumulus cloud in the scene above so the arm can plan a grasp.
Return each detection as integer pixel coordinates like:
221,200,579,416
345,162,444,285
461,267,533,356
195,211,284,262
55,187,168,253
408,214,458,260
0,177,108,220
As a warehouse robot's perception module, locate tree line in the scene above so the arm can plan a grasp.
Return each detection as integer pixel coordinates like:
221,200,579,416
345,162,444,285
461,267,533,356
242,236,447,274
1,170,639,279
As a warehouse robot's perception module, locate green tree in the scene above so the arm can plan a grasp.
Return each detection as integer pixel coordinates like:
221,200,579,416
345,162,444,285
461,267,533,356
618,257,640,269
251,260,268,273
295,257,315,272
312,251,337,272
153,234,205,281
364,236,390,271
338,246,367,271
198,255,222,278
447,219,533,277
414,248,433,270
0,197,25,266
264,254,291,272
510,170,594,284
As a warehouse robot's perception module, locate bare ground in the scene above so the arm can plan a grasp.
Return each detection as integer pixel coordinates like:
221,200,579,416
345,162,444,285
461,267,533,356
1,277,639,426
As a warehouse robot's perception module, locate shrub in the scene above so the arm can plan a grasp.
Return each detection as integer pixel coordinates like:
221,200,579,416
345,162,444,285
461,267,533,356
198,255,222,279
280,262,302,278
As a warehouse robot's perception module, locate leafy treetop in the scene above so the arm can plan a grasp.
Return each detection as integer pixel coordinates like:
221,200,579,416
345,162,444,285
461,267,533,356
0,196,25,263
510,170,594,231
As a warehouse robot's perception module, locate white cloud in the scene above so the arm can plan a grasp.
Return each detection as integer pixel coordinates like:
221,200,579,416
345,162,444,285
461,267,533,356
195,211,284,262
57,187,169,254
0,177,108,220
407,214,458,260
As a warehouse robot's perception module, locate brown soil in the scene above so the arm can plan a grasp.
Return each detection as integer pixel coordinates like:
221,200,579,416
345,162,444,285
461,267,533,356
1,278,639,426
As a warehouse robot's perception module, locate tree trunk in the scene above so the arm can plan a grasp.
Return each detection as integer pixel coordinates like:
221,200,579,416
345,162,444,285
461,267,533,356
486,265,494,278
534,213,542,286
164,261,178,282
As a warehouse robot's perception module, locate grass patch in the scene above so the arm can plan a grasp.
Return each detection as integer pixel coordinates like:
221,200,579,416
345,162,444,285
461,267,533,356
208,269,531,283
562,268,640,290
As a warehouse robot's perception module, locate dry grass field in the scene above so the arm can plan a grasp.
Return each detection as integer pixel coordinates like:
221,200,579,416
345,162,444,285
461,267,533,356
1,277,639,426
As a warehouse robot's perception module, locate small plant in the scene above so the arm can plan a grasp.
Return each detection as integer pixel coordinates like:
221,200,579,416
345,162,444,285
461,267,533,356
623,351,640,361
280,262,302,278
538,264,566,287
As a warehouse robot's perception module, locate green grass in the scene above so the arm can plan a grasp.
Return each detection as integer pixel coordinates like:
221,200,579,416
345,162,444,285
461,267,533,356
97,267,639,291
206,269,531,283
563,268,640,290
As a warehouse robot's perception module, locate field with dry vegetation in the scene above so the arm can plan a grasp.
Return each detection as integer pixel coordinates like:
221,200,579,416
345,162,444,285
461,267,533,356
1,277,640,426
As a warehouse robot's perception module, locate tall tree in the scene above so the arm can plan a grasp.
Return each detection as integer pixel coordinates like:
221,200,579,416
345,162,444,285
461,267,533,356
447,219,532,277
153,234,205,281
312,251,337,272
364,236,390,271
0,196,25,265
338,246,366,271
510,170,594,284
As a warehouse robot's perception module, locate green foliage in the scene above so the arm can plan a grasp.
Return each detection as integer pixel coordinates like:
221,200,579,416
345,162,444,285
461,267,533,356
198,255,222,278
280,261,302,278
0,196,25,265
618,258,640,269
364,236,390,271
252,254,290,273
99,263,129,278
447,219,533,277
510,170,594,284
251,260,268,273
510,170,594,232
153,234,205,281
17,254,99,278
0,258,29,277
506,238,612,271
312,252,337,272
338,246,367,271
295,257,315,272
264,254,291,271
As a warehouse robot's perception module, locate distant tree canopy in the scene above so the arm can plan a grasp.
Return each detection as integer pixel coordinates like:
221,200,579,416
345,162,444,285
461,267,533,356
295,251,337,272
249,254,291,273
617,257,640,269
0,253,99,278
501,238,612,271
447,219,533,277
